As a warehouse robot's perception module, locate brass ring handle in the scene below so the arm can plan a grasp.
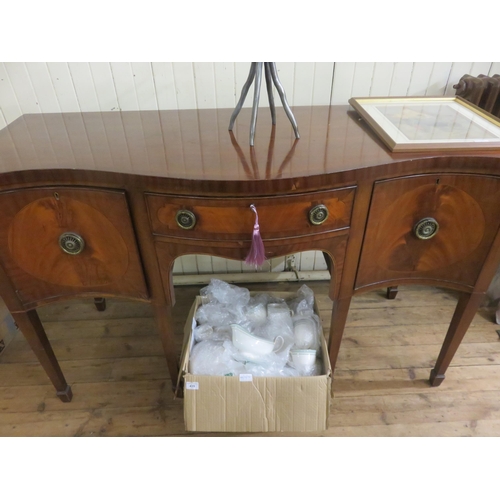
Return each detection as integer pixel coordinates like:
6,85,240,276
176,209,197,230
59,232,85,255
414,218,439,240
309,204,329,225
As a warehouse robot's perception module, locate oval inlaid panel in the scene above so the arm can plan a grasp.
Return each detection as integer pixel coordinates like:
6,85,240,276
8,196,129,287
375,184,485,273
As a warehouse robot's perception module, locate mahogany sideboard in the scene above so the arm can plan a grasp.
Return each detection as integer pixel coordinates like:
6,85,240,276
1,105,500,402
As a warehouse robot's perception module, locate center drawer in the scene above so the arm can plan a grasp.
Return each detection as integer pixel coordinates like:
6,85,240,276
145,187,355,241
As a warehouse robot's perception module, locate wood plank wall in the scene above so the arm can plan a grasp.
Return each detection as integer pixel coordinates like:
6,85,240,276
1,62,500,277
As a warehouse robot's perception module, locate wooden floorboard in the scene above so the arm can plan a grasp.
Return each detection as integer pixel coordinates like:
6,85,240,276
1,281,500,437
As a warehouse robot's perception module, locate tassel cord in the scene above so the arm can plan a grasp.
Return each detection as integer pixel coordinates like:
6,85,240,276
245,204,266,267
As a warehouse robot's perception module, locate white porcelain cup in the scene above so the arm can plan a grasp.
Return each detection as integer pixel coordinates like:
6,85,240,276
290,349,317,374
231,324,284,359
293,317,316,349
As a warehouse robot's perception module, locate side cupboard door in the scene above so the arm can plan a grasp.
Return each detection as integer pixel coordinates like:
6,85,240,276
355,174,500,291
0,187,149,308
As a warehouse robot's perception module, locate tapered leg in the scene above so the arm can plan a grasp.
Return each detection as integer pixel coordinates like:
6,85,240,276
386,286,398,300
328,296,352,375
322,251,333,274
94,297,106,311
429,291,484,386
11,309,72,402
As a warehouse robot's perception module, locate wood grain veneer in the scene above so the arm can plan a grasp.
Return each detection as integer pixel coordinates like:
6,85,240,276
0,104,499,401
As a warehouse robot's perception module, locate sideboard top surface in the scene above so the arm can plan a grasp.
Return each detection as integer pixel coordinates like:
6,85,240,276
2,105,500,185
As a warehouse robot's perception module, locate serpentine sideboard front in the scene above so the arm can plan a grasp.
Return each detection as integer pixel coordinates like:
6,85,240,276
1,105,500,401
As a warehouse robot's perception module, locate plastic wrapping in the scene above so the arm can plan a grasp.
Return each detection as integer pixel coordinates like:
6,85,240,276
292,314,321,351
200,279,250,307
192,323,214,343
188,279,323,377
289,357,323,377
195,303,242,328
244,362,301,378
286,284,315,316
189,340,246,376
193,324,233,343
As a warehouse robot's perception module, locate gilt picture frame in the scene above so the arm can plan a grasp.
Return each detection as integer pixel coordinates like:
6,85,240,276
348,96,500,152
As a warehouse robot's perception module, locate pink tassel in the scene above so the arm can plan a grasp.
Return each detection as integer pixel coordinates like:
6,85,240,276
245,204,266,267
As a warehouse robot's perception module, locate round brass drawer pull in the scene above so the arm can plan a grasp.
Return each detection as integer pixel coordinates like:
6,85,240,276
59,232,85,255
414,217,439,240
176,209,196,230
309,204,329,225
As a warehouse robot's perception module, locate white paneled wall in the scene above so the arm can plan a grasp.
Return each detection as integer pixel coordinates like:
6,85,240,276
1,62,499,278
4,62,499,122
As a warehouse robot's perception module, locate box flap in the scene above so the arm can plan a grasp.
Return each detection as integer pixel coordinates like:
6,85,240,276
184,373,330,432
175,296,203,397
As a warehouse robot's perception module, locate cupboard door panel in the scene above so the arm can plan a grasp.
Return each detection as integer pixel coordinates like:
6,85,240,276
356,174,500,290
0,187,148,307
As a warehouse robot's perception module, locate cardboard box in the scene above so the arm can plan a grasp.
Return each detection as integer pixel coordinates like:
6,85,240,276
177,292,332,433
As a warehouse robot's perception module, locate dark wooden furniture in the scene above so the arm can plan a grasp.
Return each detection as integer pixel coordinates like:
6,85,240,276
1,105,500,402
